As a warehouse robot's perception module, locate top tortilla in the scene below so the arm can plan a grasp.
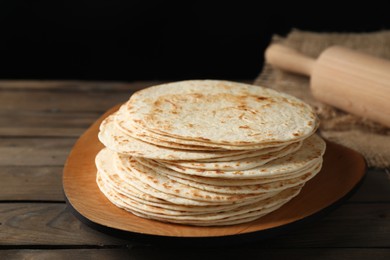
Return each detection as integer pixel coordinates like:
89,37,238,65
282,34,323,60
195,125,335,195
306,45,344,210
122,80,318,145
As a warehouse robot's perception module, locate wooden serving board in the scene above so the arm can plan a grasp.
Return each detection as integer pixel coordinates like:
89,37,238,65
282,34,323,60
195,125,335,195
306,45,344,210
63,105,366,244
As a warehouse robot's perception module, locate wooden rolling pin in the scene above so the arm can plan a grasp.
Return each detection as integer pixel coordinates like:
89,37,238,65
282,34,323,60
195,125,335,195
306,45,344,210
265,44,390,127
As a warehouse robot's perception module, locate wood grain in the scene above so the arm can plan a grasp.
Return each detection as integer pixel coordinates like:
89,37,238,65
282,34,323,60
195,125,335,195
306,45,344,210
0,138,76,166
63,106,366,239
349,168,390,202
0,112,98,137
0,203,127,246
0,80,161,91
2,248,390,260
0,166,64,201
0,127,87,138
0,112,97,127
0,91,128,113
0,203,389,247
0,249,130,260
129,248,390,260
264,203,390,248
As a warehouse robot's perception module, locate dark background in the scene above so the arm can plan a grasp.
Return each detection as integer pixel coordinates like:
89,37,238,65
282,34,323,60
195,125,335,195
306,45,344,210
1,1,390,81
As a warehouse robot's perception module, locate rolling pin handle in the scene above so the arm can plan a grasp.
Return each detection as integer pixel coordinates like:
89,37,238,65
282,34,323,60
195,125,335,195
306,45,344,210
265,44,315,77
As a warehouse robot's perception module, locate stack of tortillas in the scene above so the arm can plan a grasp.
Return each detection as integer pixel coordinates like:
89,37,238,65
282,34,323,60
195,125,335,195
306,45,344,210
96,80,326,226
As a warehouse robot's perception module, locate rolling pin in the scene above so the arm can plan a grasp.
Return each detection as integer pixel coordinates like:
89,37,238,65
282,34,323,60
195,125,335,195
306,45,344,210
265,44,390,127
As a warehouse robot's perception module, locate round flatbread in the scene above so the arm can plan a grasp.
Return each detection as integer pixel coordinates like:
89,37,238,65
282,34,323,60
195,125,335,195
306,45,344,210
123,80,318,145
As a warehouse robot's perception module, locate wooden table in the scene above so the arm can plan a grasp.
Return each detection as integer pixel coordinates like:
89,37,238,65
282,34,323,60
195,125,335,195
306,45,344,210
0,80,389,259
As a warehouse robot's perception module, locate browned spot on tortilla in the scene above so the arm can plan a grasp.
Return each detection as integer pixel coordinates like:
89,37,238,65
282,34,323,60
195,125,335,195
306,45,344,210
239,125,250,129
161,125,173,131
192,191,201,198
163,183,172,189
237,104,257,115
166,99,179,108
256,96,268,101
191,93,204,98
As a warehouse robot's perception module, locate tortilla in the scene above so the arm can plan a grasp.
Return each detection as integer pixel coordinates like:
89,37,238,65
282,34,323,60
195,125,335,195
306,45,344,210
122,80,317,145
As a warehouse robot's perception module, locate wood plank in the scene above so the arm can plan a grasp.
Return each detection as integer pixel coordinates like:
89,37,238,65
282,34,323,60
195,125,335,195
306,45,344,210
262,203,390,248
0,249,130,260
0,91,128,113
128,248,390,260
0,112,98,137
1,248,389,260
0,203,127,246
0,127,86,138
349,168,390,202
0,167,64,201
0,138,76,166
0,112,98,128
0,203,389,247
0,80,162,92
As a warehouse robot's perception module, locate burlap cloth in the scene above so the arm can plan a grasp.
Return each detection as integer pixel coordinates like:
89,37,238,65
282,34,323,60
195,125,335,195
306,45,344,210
255,29,390,168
